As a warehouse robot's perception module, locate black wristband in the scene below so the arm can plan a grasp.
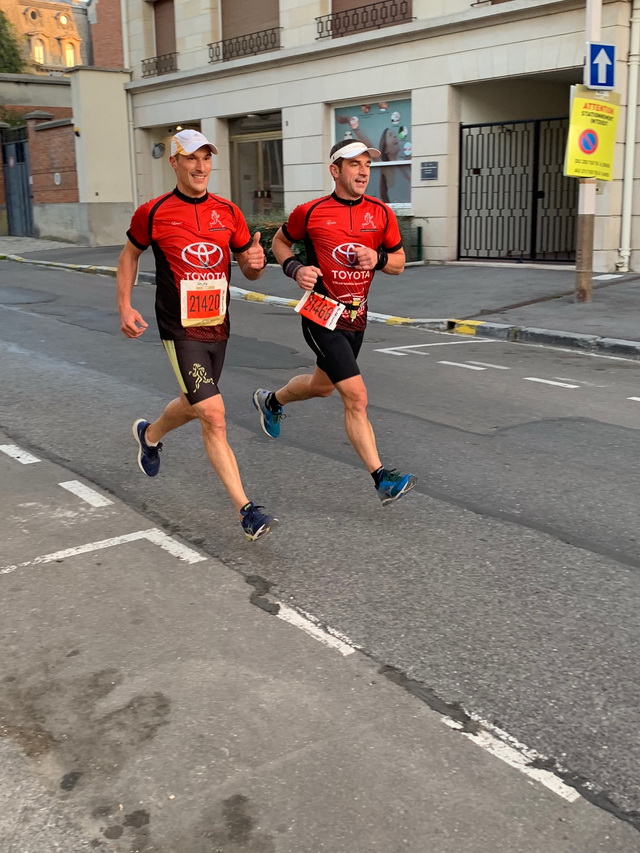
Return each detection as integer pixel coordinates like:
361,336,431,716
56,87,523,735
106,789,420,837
283,256,304,280
374,247,388,270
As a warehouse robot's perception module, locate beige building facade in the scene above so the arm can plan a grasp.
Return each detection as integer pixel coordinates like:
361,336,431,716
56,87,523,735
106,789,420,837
121,0,638,271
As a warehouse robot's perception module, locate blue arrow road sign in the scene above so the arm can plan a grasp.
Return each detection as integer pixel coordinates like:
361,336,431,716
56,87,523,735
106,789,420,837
585,42,615,90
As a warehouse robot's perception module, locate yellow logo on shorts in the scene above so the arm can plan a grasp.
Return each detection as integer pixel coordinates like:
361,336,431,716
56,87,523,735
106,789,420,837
189,363,214,392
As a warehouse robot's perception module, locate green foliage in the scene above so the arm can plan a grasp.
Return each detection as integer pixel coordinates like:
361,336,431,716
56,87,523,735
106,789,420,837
0,11,24,74
0,106,26,127
245,210,308,264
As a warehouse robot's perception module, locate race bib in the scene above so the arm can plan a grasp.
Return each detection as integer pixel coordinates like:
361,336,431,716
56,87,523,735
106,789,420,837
294,290,344,330
180,277,228,327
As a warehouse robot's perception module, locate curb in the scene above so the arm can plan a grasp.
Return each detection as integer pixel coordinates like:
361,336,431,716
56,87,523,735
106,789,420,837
3,253,640,359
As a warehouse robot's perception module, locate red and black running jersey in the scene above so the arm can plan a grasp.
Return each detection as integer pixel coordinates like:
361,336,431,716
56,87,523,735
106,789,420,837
282,192,402,331
126,188,252,341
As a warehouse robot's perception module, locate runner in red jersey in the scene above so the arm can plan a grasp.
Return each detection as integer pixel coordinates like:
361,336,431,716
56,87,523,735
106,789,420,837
253,140,417,506
117,130,276,540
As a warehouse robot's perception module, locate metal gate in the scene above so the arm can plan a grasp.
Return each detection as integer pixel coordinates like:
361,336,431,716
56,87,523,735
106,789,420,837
2,127,34,237
458,118,577,262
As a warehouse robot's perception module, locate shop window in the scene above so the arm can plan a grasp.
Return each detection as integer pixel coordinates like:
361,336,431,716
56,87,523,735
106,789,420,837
333,98,412,207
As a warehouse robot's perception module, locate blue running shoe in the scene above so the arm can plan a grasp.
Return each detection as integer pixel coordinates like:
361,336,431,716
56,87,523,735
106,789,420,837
132,418,162,477
253,389,284,438
376,468,417,506
240,502,278,541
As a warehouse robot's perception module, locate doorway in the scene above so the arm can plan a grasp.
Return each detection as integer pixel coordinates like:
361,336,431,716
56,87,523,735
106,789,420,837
229,112,283,215
458,118,577,262
2,127,34,237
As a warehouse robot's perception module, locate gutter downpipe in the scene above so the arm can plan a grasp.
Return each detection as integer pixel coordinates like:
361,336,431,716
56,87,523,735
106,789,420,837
120,0,138,209
617,0,640,271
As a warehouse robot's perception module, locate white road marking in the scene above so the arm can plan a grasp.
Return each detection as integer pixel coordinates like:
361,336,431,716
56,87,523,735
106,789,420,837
438,361,486,370
0,445,40,464
628,396,640,402
442,717,580,803
524,377,579,389
59,480,113,508
593,274,623,281
0,528,206,575
467,361,511,370
277,605,356,656
374,340,495,356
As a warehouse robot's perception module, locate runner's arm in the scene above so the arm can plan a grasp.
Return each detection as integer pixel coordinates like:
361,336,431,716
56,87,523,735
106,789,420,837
353,245,405,275
117,240,148,339
272,227,322,291
234,231,266,282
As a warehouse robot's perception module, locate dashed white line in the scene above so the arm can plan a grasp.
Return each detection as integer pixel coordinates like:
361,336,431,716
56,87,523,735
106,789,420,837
628,396,640,402
438,361,486,370
524,377,579,389
466,361,511,370
277,605,356,656
0,528,206,575
0,445,40,464
59,480,113,508
442,717,580,803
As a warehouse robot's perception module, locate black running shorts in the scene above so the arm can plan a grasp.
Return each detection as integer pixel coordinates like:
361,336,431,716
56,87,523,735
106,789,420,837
301,319,365,384
162,339,227,405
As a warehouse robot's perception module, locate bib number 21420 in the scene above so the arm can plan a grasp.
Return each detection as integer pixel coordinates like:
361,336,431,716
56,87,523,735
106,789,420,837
180,277,228,327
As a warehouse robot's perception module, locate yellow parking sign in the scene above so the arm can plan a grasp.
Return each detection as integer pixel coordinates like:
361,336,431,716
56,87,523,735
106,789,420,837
564,85,620,180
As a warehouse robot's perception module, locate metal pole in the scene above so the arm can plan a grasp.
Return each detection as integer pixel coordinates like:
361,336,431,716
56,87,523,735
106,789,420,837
575,0,602,302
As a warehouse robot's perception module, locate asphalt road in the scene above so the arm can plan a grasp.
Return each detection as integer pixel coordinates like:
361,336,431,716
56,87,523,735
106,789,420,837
2,262,640,834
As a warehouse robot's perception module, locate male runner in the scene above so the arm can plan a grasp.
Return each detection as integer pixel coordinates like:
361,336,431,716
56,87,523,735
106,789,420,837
253,139,416,505
118,129,276,540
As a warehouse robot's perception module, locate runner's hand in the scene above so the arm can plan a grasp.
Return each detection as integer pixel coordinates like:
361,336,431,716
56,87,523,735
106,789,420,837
353,246,378,270
120,307,148,338
244,231,266,270
294,265,322,291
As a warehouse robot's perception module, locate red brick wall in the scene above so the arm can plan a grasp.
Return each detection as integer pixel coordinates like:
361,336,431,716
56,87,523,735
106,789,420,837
90,0,125,68
27,121,79,205
0,107,74,207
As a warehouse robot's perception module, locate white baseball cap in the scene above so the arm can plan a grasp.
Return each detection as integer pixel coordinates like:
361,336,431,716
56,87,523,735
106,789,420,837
171,129,219,156
329,140,381,163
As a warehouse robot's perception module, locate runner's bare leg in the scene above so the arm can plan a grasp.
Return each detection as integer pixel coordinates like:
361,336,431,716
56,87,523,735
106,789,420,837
145,395,197,444
192,394,250,512
335,374,382,472
275,366,335,404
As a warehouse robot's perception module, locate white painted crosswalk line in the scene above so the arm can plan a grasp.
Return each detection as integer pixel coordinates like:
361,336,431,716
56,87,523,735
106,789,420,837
59,480,113,508
0,445,40,464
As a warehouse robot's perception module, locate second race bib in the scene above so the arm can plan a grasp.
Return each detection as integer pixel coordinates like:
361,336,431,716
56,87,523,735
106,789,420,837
180,277,228,327
294,290,344,330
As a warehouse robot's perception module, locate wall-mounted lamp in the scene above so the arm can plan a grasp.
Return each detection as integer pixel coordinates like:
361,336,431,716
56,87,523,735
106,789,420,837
152,142,165,159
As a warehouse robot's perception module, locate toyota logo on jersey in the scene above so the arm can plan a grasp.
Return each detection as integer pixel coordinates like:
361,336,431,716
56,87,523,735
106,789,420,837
332,243,365,268
181,242,223,269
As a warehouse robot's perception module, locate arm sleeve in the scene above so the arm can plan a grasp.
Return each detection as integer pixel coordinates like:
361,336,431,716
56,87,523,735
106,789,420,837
281,204,307,243
382,209,403,253
230,205,252,253
126,202,152,251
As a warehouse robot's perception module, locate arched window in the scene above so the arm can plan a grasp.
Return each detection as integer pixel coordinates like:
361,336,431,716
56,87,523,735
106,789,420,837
32,38,45,64
64,42,76,66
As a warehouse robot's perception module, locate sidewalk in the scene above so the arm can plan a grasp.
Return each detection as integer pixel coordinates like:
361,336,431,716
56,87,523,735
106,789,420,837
3,236,640,358
1,431,638,851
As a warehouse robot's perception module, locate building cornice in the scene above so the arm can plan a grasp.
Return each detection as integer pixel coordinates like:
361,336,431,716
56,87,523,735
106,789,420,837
126,0,593,95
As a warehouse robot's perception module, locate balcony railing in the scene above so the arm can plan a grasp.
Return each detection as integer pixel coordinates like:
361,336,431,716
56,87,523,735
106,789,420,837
141,52,178,78
316,0,413,39
208,27,283,63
